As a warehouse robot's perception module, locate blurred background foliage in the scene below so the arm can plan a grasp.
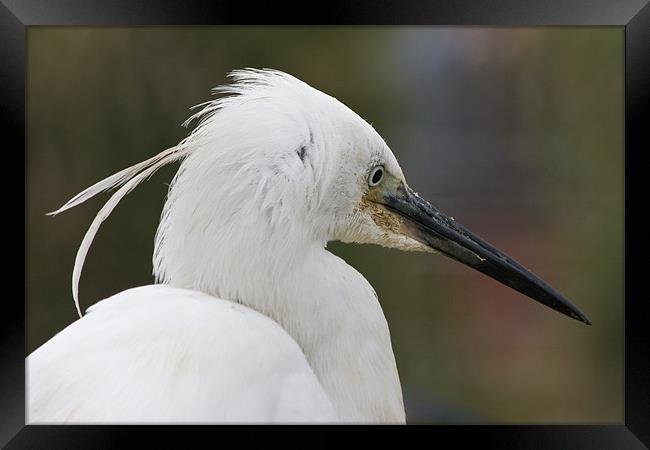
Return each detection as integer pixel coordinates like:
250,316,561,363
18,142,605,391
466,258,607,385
27,27,623,423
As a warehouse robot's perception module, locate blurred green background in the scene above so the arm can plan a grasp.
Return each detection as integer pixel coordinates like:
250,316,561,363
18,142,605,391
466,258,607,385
26,27,623,423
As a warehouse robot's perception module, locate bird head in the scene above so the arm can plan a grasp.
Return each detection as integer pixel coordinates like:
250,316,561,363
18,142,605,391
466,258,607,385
55,68,590,325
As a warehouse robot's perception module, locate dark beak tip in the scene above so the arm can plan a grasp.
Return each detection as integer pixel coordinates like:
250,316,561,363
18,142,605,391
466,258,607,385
567,306,592,325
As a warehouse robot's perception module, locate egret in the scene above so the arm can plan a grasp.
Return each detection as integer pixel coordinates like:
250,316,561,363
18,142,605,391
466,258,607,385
27,69,590,424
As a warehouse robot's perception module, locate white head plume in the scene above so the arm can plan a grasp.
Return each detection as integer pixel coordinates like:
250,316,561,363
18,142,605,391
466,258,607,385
50,68,418,317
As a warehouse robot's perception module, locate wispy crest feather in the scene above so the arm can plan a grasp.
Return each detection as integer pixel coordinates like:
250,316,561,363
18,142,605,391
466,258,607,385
50,68,298,317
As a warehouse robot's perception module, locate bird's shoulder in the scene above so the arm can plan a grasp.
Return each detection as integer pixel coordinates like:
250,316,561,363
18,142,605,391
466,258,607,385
28,285,336,422
87,284,292,339
80,285,307,359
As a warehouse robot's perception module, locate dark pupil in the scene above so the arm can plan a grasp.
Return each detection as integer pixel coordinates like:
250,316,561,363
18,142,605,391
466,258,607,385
372,168,383,184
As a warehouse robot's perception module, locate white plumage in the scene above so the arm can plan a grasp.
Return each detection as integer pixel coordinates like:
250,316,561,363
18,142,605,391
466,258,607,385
28,285,338,422
29,69,410,423
28,68,590,424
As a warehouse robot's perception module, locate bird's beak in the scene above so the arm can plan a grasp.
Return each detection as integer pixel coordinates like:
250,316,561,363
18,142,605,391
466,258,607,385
371,180,591,325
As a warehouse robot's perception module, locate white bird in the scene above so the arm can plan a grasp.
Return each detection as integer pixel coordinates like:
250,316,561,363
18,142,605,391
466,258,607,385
27,69,590,424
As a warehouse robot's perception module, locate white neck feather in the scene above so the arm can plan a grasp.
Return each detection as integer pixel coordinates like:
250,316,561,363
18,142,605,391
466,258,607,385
153,154,405,422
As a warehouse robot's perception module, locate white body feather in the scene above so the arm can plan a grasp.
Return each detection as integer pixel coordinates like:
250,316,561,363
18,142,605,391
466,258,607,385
28,69,413,423
28,286,337,423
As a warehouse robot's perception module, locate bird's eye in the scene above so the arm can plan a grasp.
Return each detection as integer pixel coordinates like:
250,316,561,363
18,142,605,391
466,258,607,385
368,166,384,187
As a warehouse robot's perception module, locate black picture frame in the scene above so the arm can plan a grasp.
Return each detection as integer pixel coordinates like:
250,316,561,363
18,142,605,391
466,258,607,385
5,0,649,447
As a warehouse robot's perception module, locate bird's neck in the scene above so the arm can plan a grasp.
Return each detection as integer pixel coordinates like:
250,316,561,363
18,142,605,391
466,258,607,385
262,248,406,423
155,211,405,422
